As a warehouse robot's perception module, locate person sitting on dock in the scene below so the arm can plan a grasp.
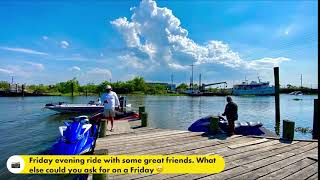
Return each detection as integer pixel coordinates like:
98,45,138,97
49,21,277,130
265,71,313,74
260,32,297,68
222,96,238,136
100,85,120,131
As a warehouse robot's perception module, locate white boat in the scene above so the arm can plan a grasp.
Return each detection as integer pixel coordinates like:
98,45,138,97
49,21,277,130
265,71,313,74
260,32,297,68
233,78,275,96
44,101,103,113
45,97,131,113
289,91,303,95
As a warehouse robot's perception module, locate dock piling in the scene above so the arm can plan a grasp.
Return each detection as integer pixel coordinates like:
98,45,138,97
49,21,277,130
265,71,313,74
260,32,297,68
283,120,295,140
71,82,74,97
274,67,280,132
139,106,145,115
99,120,107,138
209,116,219,134
141,112,148,127
21,84,25,97
313,99,319,139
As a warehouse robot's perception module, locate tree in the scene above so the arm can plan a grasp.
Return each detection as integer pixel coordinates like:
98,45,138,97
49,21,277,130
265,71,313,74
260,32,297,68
176,83,188,91
0,81,10,91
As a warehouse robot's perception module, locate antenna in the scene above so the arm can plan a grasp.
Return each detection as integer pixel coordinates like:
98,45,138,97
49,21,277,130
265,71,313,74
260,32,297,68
189,64,195,88
171,73,173,85
199,73,201,90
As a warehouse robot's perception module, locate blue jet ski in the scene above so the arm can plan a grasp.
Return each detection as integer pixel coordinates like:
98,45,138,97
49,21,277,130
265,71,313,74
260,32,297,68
188,116,264,135
50,115,99,155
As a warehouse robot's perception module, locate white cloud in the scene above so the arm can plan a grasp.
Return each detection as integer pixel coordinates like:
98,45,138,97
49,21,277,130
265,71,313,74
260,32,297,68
0,47,48,55
24,61,45,71
168,63,188,70
0,65,32,77
42,36,49,40
111,0,289,73
118,54,145,69
87,68,112,78
69,66,81,71
0,68,13,74
60,41,69,48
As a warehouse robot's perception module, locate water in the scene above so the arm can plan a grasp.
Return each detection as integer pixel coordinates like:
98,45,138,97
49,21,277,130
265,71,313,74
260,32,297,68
0,94,317,178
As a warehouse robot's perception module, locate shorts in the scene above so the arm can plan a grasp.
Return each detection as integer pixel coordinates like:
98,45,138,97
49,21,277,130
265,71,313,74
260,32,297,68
104,109,115,117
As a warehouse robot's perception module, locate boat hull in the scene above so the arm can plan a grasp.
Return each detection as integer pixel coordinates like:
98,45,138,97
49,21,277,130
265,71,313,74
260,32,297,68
45,106,103,113
232,86,275,96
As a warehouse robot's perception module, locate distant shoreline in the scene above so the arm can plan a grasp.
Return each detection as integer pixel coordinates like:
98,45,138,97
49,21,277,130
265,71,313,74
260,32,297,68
0,89,318,97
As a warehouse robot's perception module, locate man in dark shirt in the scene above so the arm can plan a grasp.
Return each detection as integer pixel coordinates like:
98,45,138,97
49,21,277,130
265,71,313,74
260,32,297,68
222,96,238,136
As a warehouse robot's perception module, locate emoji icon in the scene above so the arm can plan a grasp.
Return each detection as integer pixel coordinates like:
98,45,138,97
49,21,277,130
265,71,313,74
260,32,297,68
156,166,163,173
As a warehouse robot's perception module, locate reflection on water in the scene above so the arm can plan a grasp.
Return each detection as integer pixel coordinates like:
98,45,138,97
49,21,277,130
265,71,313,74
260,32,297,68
0,94,317,179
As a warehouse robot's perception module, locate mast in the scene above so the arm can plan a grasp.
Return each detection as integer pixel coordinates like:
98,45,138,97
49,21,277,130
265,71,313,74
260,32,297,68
171,73,174,91
199,73,201,91
189,64,195,89
300,74,302,89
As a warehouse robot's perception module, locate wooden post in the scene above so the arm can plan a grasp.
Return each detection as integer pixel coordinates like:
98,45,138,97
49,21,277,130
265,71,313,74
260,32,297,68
141,112,148,127
99,120,107,137
71,82,74,97
93,150,108,180
21,84,25,97
313,99,319,139
139,106,145,118
283,120,295,140
274,67,280,128
209,116,219,134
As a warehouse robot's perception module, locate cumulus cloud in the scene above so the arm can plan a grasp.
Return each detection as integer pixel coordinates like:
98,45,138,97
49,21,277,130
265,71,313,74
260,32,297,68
87,68,112,78
110,0,289,72
25,61,45,71
0,47,48,55
69,66,81,71
60,41,69,48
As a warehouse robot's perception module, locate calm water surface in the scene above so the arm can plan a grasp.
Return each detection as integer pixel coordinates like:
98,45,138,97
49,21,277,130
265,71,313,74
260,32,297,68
0,94,317,178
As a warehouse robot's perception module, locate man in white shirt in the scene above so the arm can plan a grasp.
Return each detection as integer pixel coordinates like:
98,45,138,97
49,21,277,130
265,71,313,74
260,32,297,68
100,85,120,131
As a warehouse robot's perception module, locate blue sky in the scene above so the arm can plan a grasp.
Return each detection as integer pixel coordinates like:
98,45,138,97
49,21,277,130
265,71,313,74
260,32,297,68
0,0,318,87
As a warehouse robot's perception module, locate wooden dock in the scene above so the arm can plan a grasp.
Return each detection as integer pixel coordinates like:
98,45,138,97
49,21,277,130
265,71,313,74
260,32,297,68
93,120,318,180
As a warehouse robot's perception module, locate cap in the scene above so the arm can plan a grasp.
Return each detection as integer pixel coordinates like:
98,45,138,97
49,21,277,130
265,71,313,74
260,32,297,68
106,85,112,90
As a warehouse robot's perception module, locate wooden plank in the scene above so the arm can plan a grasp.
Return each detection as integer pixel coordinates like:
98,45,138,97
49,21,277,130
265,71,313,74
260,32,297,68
102,129,180,141
227,138,269,149
96,130,187,146
105,131,203,148
109,134,208,154
212,139,281,156
104,120,133,135
107,134,243,154
132,135,248,155
109,136,252,180
282,161,318,180
257,158,317,180
232,148,318,179
110,137,260,180
96,132,199,151
172,141,311,180
307,173,318,180
200,142,316,180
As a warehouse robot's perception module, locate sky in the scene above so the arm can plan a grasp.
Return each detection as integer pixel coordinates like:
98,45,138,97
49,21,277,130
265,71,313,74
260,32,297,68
0,0,318,88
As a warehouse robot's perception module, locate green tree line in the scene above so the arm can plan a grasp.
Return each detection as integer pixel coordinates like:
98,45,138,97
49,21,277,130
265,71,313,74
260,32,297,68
0,77,175,95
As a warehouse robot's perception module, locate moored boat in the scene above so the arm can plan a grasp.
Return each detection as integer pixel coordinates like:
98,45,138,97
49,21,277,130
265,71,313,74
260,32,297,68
188,116,267,136
232,77,275,96
44,102,103,113
44,96,130,113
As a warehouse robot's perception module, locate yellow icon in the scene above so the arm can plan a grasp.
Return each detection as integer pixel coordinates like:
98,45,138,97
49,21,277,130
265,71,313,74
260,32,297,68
156,165,163,173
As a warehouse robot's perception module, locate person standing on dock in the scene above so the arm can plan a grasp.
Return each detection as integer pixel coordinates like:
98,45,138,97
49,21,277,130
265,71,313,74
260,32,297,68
222,96,238,136
100,85,120,131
